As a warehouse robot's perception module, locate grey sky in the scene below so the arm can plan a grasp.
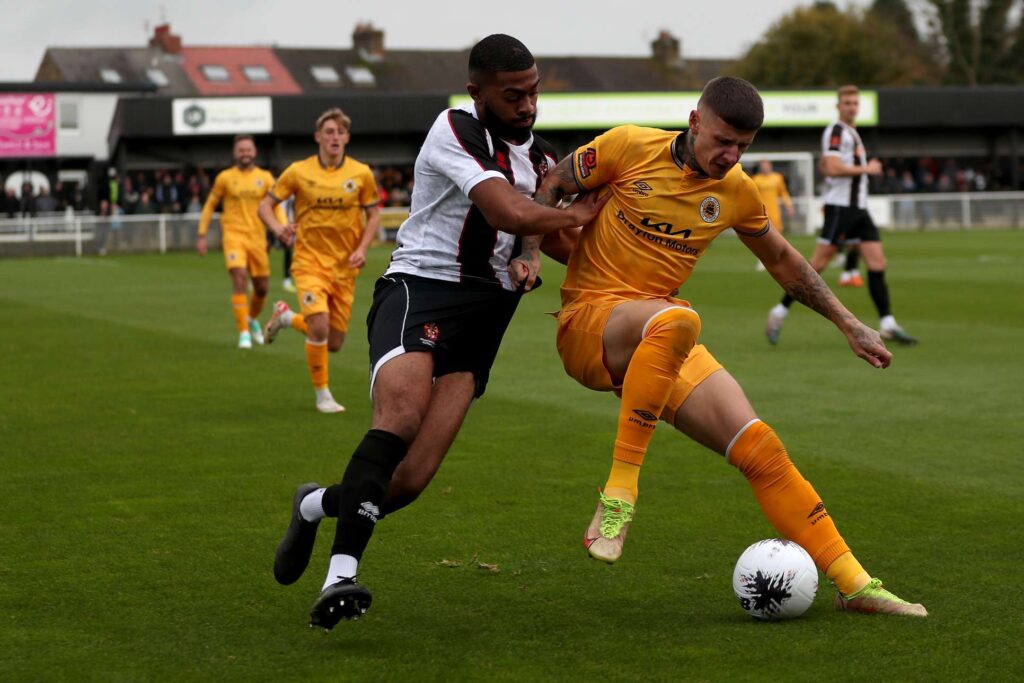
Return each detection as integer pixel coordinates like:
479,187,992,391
1,0,872,82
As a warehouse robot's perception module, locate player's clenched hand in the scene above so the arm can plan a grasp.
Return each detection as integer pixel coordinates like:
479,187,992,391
567,190,611,226
277,222,296,247
196,234,207,256
846,321,892,369
348,247,367,269
508,251,541,291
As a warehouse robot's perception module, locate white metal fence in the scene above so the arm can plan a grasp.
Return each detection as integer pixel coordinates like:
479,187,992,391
0,208,412,258
0,196,1020,258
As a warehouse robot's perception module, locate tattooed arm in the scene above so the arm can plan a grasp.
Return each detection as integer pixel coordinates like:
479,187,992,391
739,228,892,368
510,157,594,289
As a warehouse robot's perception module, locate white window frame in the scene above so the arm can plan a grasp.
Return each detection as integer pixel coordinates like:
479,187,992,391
201,65,231,82
310,65,340,84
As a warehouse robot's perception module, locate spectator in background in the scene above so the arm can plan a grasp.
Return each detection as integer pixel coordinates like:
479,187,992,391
156,173,180,213
137,189,157,214
4,187,17,218
108,169,121,207
19,182,36,217
35,185,58,213
186,191,203,213
122,177,139,214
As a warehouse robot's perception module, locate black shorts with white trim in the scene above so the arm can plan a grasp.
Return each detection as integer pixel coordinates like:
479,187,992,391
818,205,880,246
367,273,524,399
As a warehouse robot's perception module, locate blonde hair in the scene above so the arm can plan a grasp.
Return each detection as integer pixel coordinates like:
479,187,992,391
316,107,352,132
837,85,860,100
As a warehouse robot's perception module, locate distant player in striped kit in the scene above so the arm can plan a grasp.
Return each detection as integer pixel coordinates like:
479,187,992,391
766,85,916,346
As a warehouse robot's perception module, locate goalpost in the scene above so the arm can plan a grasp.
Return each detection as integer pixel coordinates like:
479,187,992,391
740,151,817,235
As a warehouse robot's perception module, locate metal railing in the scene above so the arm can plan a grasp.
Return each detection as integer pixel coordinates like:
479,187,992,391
0,208,413,258
0,196,1019,258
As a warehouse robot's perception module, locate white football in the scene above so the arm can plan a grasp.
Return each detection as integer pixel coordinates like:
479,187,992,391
732,539,818,620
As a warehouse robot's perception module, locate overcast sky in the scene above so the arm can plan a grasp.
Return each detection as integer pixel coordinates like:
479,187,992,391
1,0,874,81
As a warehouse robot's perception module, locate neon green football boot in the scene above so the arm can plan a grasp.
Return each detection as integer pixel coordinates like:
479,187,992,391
583,491,635,564
835,578,928,617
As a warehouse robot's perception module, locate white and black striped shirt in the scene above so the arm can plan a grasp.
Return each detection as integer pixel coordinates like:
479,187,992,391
821,120,869,209
386,105,558,291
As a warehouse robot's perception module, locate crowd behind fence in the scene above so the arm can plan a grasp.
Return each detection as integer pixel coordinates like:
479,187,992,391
0,195,1020,259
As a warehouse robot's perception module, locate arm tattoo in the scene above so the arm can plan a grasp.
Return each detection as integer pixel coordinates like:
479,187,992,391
782,259,857,326
534,158,578,208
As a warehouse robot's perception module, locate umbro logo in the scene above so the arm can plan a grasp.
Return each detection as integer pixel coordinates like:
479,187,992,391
807,501,829,525
357,501,380,523
632,409,658,421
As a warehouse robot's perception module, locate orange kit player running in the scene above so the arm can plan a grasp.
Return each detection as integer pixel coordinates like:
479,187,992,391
534,77,926,617
258,108,381,413
752,159,794,233
197,134,287,349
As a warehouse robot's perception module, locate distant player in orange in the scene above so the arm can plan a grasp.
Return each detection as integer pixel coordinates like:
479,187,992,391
752,159,794,232
258,108,380,413
751,159,794,270
535,76,926,617
197,134,287,349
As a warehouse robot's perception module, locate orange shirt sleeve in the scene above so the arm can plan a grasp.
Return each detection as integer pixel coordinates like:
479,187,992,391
359,167,379,208
272,164,297,203
570,125,633,191
198,171,226,236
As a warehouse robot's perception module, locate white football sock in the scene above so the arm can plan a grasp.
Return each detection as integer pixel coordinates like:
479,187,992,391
323,554,358,590
315,387,334,403
280,308,294,326
300,488,326,522
771,303,789,318
880,315,896,330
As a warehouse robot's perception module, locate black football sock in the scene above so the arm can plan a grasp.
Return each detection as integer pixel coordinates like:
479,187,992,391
867,270,892,318
322,429,408,562
844,248,860,272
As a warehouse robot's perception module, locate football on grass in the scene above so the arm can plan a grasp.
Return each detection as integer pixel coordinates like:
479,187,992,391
733,539,818,620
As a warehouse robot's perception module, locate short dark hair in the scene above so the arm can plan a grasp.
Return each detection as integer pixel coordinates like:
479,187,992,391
698,77,764,131
468,34,535,80
233,134,254,145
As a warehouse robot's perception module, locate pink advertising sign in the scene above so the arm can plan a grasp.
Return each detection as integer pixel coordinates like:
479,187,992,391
0,93,56,158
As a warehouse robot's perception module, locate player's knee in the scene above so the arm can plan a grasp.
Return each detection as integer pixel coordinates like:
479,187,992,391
645,307,701,355
328,341,343,353
726,419,792,480
253,283,269,298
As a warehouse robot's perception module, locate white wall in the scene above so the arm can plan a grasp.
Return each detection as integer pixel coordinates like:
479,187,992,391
54,93,119,161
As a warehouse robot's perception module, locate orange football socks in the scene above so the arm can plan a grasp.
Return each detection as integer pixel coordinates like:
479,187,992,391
727,419,866,593
604,307,701,502
305,339,329,390
290,314,308,334
231,293,248,333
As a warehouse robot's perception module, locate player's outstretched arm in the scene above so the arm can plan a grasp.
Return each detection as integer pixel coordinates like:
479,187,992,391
196,190,221,256
469,175,605,236
741,229,891,368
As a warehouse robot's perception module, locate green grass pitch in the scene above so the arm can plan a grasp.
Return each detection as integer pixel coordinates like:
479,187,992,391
2,230,1022,681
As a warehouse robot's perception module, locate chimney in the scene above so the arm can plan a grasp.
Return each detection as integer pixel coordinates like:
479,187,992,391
651,30,682,68
353,22,385,62
149,23,182,55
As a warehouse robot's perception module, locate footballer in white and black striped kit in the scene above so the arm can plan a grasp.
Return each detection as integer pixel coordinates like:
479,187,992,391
271,34,607,630
766,85,917,346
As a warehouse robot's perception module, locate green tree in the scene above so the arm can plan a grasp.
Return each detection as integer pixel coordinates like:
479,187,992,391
732,5,940,87
919,0,1024,84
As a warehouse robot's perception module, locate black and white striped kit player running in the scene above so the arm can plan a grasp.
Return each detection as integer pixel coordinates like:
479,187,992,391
817,120,880,247
272,34,608,631
766,84,916,347
368,104,558,398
